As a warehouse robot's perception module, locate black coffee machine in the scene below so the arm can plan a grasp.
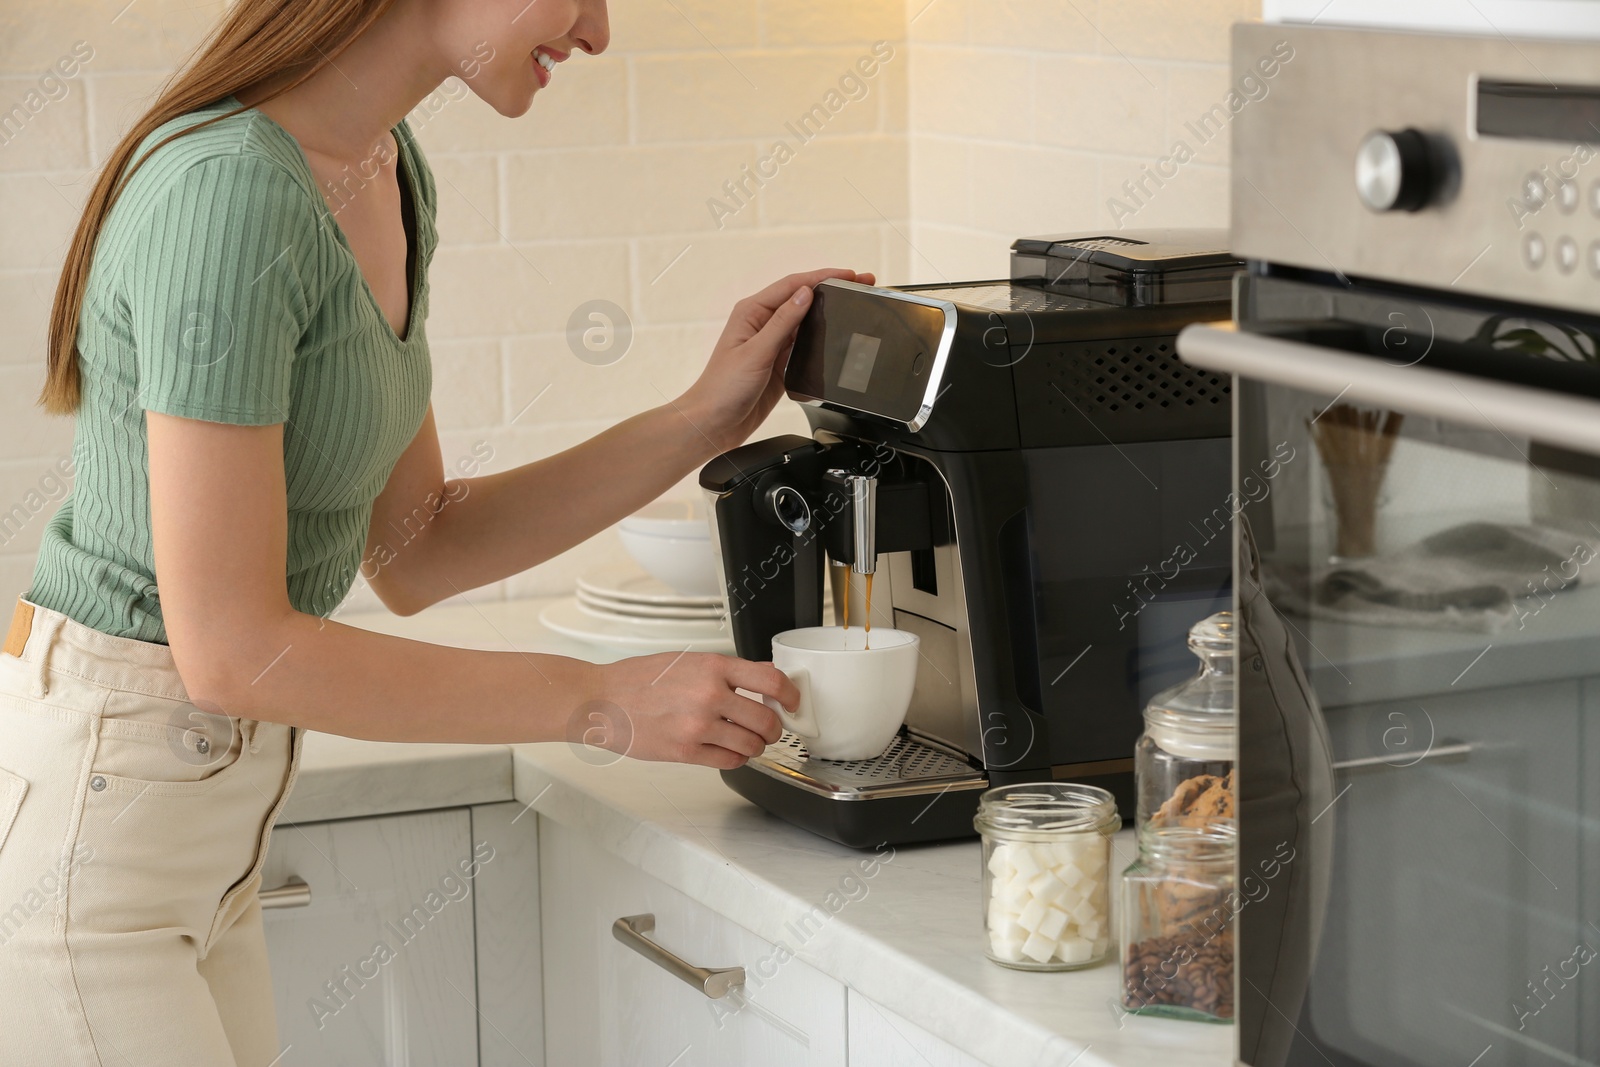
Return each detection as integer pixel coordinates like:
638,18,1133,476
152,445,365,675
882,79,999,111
700,231,1240,848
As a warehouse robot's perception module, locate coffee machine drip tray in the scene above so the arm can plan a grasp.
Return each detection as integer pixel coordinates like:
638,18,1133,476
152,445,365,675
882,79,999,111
724,731,989,847
748,731,987,800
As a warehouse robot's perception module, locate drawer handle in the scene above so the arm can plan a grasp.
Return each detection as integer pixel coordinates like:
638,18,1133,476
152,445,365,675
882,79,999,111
1332,741,1474,771
612,913,745,1000
260,877,312,910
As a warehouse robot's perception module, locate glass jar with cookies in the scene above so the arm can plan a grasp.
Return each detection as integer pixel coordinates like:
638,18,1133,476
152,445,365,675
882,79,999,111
1134,611,1235,835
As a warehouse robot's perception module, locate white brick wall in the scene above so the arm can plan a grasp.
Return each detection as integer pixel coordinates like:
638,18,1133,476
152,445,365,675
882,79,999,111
0,0,1253,613
905,0,1256,283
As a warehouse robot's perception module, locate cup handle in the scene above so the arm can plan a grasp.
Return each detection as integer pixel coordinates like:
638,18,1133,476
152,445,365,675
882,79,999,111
764,666,818,738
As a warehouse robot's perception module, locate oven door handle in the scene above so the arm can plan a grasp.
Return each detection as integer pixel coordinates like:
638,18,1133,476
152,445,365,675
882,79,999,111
1177,323,1600,456
1332,741,1474,771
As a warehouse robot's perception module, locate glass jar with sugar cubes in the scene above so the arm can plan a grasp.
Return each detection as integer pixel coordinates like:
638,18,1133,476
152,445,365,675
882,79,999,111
1134,611,1235,835
1119,819,1237,1022
974,782,1120,970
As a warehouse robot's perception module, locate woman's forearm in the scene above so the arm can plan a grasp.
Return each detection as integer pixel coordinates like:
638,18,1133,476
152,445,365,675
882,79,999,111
205,608,600,743
392,401,719,610
187,605,793,767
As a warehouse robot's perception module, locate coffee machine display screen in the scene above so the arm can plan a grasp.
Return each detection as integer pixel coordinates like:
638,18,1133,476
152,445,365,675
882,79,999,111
786,280,956,430
837,333,882,392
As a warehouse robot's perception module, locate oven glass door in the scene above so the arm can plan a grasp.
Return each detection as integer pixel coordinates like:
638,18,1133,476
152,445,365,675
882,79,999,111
1212,285,1600,1067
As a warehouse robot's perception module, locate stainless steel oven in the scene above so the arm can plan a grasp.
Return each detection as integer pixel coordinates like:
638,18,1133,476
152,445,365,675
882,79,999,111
1177,21,1600,1067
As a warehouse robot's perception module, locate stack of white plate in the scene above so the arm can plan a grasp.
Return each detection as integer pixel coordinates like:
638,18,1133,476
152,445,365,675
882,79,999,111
539,564,735,654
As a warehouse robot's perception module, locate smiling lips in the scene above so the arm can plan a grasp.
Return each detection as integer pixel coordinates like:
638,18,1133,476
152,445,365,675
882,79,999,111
533,46,565,87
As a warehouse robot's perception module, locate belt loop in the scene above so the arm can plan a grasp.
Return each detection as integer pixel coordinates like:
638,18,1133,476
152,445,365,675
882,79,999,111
246,718,263,754
28,612,65,699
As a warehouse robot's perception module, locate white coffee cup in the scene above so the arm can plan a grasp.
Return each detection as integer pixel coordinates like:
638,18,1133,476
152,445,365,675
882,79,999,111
762,626,920,762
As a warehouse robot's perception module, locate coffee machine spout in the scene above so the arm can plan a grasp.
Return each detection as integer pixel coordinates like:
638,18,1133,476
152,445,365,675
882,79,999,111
844,474,877,575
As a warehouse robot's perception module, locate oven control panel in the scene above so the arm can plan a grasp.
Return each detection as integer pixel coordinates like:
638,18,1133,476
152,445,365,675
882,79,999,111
1232,22,1600,316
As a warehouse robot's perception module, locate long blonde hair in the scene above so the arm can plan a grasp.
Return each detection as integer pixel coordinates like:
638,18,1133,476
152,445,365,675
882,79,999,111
40,0,397,414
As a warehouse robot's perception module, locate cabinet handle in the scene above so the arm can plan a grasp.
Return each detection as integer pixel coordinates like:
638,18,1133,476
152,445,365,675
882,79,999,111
1332,741,1474,771
612,913,745,999
260,876,312,910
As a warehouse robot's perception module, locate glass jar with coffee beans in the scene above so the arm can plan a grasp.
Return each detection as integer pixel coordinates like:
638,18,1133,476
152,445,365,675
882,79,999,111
1119,819,1236,1022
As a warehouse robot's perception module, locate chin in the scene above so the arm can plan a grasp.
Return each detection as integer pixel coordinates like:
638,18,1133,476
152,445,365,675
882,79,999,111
499,93,537,118
472,81,538,118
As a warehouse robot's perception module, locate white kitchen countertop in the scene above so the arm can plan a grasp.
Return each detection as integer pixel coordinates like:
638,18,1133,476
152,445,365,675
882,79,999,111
280,597,620,825
312,597,1232,1067
279,732,512,825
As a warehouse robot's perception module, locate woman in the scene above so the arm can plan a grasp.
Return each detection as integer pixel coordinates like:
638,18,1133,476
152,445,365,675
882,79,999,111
0,0,873,1062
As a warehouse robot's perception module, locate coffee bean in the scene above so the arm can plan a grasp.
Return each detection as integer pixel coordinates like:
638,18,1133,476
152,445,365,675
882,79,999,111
1122,928,1234,1020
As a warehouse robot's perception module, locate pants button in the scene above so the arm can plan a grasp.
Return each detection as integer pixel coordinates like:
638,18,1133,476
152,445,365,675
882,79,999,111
90,776,106,791
196,737,211,755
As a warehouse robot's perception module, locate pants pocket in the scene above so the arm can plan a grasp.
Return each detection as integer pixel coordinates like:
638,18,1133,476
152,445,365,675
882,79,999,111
93,691,247,788
0,767,25,859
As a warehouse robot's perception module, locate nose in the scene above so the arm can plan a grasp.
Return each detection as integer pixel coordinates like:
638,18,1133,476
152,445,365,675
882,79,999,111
573,0,610,55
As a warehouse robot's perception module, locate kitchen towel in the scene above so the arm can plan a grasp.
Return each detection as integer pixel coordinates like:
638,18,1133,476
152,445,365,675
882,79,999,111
1263,521,1600,633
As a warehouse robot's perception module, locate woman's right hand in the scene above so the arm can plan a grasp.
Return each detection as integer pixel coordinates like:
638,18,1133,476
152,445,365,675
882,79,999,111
589,653,796,769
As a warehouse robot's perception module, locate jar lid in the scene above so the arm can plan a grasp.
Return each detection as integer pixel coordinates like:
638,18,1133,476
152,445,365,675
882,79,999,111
973,782,1121,840
1146,721,1235,762
1137,817,1237,863
1188,610,1233,652
1143,611,1235,748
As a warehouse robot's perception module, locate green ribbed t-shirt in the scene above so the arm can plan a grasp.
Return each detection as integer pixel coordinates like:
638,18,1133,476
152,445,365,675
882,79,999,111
29,94,435,644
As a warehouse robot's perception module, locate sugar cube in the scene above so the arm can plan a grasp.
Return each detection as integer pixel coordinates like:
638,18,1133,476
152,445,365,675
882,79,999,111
997,874,1031,911
987,844,1013,879
1022,931,1057,963
1044,841,1077,868
1055,936,1093,964
1036,906,1069,941
1078,916,1103,941
1018,897,1048,932
1010,846,1042,880
1028,871,1068,905
1059,878,1090,907
990,932,1025,962
1068,898,1101,926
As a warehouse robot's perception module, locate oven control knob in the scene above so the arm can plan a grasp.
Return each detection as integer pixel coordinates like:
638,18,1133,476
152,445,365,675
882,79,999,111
1355,128,1433,212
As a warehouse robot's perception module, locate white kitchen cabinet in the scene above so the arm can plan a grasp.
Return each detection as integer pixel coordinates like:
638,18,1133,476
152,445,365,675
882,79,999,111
539,815,849,1066
469,801,545,1067
847,989,989,1066
260,808,480,1065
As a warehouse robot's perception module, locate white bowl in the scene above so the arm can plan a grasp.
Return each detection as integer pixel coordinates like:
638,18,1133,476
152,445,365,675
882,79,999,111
617,526,721,596
619,499,711,540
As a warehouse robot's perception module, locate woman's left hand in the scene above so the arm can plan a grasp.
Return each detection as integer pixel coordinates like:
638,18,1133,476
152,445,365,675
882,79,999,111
676,267,875,454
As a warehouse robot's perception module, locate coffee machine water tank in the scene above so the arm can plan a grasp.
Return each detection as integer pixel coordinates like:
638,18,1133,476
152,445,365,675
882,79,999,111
701,230,1241,848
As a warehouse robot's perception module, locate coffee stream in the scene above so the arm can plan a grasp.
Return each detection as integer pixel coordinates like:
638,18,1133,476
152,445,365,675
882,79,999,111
838,565,873,650
864,572,873,650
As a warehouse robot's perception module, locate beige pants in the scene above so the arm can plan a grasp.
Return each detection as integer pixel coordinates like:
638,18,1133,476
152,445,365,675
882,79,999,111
0,599,303,1066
